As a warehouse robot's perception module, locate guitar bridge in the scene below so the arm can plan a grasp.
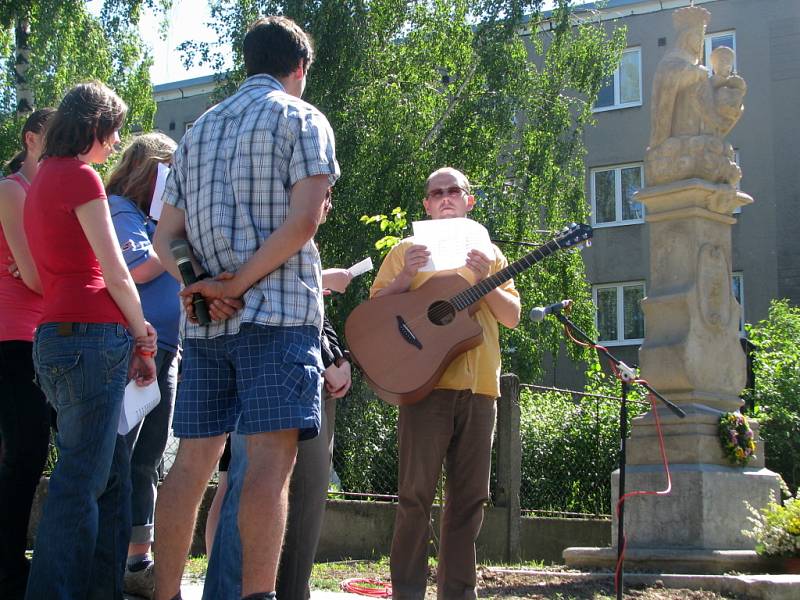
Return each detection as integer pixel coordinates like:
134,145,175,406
396,316,422,350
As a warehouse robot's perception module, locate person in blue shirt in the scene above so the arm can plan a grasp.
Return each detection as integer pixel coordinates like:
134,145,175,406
105,132,181,599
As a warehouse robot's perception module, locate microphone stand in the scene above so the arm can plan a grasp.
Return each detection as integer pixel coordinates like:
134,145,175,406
548,309,684,600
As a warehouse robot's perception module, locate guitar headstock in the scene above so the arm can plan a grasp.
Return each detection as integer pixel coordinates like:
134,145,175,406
554,223,593,249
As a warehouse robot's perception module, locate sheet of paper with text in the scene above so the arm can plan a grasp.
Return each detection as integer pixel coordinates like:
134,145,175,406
411,218,494,272
148,162,170,221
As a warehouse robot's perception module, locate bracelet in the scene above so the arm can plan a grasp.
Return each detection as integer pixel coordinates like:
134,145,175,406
135,347,156,358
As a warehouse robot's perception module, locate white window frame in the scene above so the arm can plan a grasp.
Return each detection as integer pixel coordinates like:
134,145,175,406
590,162,645,227
593,47,642,113
593,281,646,346
704,30,737,72
732,271,744,335
185,121,195,132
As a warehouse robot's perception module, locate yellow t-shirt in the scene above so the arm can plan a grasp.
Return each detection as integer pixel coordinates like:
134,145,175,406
370,237,519,398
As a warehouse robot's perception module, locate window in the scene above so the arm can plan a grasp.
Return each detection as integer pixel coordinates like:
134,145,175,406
185,121,195,132
594,48,642,111
590,163,644,226
732,272,744,334
705,31,736,72
593,282,646,345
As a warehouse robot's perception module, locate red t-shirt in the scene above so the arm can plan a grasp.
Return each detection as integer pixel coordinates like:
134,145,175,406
24,157,125,326
0,173,43,341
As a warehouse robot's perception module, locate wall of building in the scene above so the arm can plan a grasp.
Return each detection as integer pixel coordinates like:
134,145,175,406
155,93,214,142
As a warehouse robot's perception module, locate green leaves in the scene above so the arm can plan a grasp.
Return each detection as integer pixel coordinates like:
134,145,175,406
0,0,158,170
360,207,408,256
744,299,800,493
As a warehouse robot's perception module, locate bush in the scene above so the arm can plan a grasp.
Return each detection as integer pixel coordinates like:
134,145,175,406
744,299,800,493
517,372,649,515
742,491,800,557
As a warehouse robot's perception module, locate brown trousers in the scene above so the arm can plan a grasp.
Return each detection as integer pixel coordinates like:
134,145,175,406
390,389,497,600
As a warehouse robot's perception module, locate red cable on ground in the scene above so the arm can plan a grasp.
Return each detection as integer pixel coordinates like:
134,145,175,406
562,322,674,595
613,386,673,595
340,578,393,598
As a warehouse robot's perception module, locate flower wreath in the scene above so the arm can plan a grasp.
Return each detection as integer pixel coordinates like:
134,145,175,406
718,412,756,466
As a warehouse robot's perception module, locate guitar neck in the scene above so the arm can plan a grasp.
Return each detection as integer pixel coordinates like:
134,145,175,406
450,238,565,311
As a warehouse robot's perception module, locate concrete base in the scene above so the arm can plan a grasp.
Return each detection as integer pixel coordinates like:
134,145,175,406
563,546,781,574
610,463,781,549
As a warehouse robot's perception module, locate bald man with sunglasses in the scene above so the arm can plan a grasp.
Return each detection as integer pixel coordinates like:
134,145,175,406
370,167,520,600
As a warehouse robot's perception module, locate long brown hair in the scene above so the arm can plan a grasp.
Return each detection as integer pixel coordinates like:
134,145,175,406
43,81,127,159
4,108,56,174
106,132,176,214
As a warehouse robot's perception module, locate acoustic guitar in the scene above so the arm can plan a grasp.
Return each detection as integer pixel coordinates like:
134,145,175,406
344,223,593,405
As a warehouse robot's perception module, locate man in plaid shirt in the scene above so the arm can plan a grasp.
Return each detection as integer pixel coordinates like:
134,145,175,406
153,16,339,600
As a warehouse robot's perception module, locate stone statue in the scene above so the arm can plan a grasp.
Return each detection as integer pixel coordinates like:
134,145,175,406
645,5,745,187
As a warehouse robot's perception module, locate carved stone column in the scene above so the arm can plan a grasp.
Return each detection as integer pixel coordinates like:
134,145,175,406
637,179,750,412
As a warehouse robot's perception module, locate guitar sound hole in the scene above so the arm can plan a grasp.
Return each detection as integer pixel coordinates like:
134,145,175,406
428,301,456,326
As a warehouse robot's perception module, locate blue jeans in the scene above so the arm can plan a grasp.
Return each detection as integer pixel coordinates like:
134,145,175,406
126,349,178,544
203,396,335,600
203,433,246,600
26,322,133,600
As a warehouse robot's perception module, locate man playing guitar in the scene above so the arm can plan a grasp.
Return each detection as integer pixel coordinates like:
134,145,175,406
370,167,520,600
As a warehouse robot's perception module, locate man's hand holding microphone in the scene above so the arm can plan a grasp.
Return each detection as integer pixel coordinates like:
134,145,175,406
170,239,244,324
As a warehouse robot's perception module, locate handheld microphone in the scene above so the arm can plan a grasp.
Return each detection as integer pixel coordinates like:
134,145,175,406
529,299,573,322
170,239,211,326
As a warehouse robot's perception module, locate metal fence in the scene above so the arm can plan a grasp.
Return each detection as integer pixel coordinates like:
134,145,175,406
46,372,637,518
516,383,645,517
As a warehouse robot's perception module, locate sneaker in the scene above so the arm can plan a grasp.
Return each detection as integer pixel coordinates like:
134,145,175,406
124,562,155,599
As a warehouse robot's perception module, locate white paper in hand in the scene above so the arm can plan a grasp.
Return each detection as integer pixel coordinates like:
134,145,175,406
411,218,494,272
347,257,373,278
148,163,170,221
118,380,160,435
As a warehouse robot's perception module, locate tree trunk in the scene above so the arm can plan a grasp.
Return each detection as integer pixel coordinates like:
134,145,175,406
15,17,34,116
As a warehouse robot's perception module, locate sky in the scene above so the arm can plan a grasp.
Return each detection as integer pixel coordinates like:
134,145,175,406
88,0,557,86
88,0,225,85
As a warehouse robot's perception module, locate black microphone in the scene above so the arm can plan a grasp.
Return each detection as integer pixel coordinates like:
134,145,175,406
529,299,573,322
170,239,211,326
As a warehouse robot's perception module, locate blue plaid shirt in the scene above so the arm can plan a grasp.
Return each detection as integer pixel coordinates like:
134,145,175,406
163,74,340,339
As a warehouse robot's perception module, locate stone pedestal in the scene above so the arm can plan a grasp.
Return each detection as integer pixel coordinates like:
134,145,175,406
564,180,782,574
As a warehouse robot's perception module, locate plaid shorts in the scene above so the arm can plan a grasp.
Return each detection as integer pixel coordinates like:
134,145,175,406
173,324,322,440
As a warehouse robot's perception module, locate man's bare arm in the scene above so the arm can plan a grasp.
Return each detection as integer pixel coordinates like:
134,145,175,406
153,203,189,283
483,287,521,329
465,248,520,329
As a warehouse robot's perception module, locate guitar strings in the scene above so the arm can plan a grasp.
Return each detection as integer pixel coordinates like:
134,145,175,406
397,241,559,330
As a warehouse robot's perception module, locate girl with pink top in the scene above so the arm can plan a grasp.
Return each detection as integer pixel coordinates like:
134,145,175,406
0,108,55,600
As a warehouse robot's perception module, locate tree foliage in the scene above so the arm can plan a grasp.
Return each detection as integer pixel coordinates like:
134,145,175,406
0,0,168,173
744,299,800,494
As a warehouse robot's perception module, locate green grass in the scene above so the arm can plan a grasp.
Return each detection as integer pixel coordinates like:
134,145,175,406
310,557,391,591
184,555,209,582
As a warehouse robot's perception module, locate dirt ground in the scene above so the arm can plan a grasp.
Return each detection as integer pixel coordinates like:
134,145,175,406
310,561,741,599
475,568,740,599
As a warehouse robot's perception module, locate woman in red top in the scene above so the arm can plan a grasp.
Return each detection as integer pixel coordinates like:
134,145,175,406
0,108,54,600
23,82,157,600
